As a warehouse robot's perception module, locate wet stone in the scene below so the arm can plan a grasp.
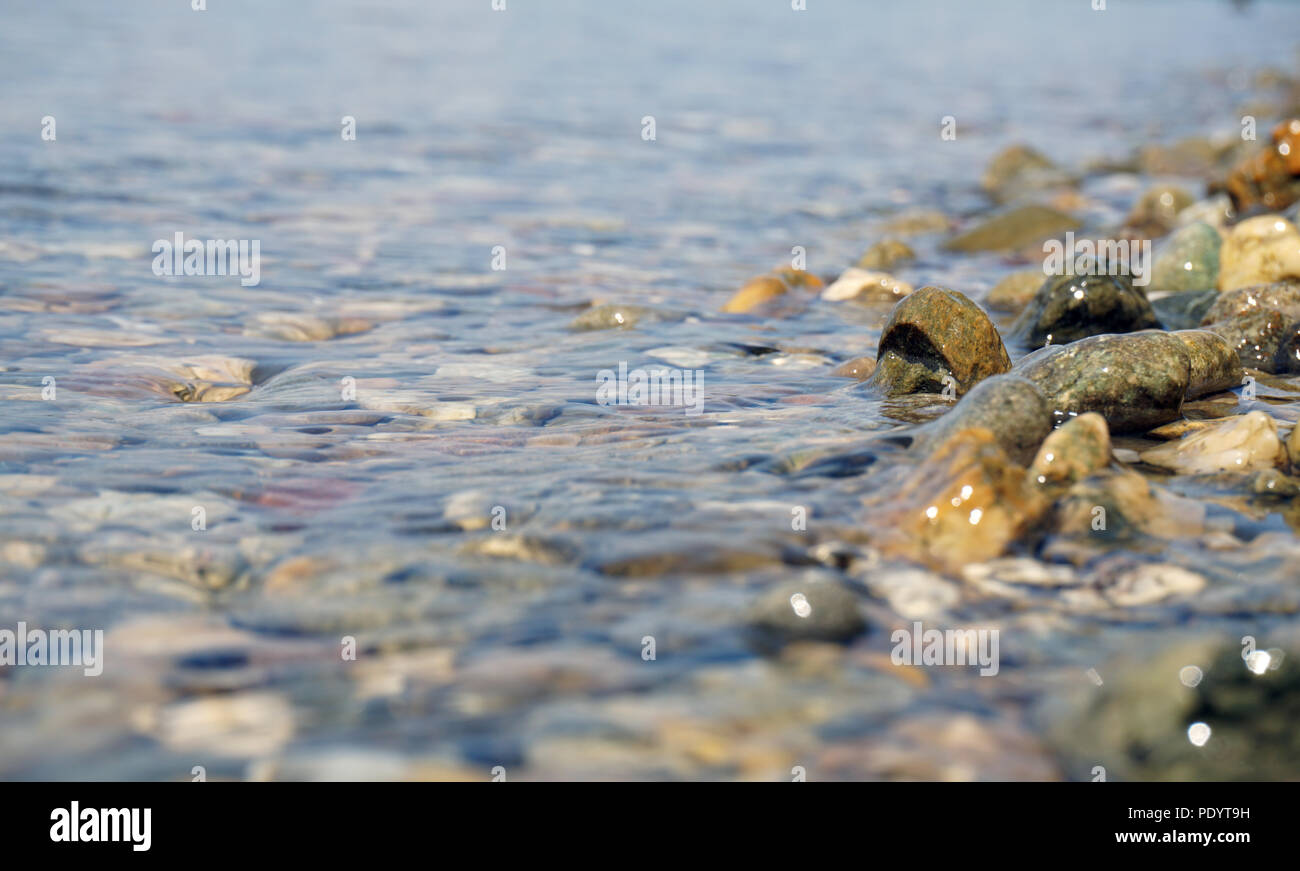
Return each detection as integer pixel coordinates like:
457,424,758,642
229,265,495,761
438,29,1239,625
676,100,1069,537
721,269,823,314
1217,215,1300,291
1149,222,1221,292
865,427,1047,575
865,286,1011,397
1138,411,1285,475
821,268,914,303
910,374,1052,466
986,269,1045,312
1027,412,1112,490
1009,272,1160,349
748,577,866,645
1013,331,1191,433
857,238,916,271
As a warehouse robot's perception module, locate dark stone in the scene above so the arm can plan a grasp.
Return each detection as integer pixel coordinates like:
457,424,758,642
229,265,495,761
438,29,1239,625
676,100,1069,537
1009,272,1160,349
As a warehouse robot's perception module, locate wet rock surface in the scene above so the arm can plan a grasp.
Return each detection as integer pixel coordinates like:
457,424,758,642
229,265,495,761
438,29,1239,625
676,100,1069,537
910,375,1052,465
1013,332,1194,432
1009,272,1160,349
866,286,1011,396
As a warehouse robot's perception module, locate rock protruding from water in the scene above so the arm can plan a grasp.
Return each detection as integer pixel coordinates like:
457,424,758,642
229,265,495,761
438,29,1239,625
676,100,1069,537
1139,411,1285,474
865,286,1011,397
1201,279,1300,373
1026,412,1112,489
857,238,915,271
1009,272,1160,349
910,374,1052,465
1012,330,1239,433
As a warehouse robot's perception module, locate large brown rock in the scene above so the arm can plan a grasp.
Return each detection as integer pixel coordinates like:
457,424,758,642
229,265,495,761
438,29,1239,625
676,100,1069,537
865,286,1011,397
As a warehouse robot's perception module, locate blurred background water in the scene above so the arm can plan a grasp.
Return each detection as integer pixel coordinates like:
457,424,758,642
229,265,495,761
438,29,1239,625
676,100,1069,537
1,0,1299,780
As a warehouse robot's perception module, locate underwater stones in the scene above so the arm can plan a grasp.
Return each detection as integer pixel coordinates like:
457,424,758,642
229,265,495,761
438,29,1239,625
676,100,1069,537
866,428,1046,575
245,313,372,342
1149,222,1221,292
721,269,824,314
865,286,1011,397
1027,412,1112,489
1138,411,1285,475
570,302,655,330
1013,332,1192,433
1008,272,1160,349
748,577,866,645
857,238,915,271
821,268,914,303
911,374,1052,465
1217,215,1300,291
943,204,1079,253
1225,118,1300,215
1052,468,1206,541
986,269,1045,311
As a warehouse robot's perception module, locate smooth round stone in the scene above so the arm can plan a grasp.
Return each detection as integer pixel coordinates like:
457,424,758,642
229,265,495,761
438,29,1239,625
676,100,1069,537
857,238,915,271
911,374,1052,465
1218,216,1300,291
1173,329,1244,397
986,269,1045,312
1150,222,1221,292
1013,331,1192,433
1009,272,1160,349
866,286,1011,396
748,578,866,644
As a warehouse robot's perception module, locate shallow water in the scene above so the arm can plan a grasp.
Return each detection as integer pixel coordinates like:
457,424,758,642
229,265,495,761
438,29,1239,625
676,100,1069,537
3,0,1300,780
